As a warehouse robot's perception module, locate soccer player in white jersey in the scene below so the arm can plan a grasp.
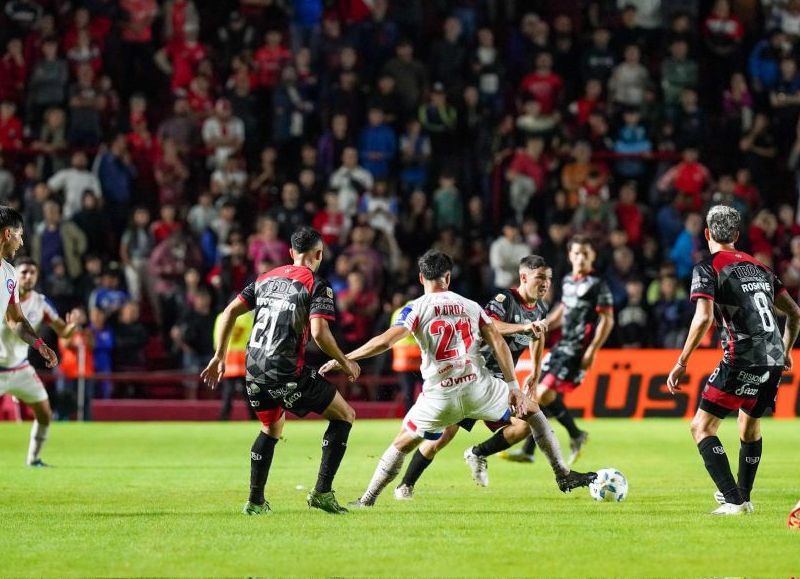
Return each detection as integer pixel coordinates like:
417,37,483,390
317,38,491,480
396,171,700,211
0,257,80,466
321,250,596,507
0,207,59,435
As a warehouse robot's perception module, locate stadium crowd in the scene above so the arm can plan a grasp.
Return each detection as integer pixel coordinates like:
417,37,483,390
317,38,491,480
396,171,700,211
2,0,800,403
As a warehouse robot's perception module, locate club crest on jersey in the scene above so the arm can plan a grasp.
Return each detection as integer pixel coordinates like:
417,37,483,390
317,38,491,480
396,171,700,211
6,279,13,295
495,294,506,302
326,287,333,298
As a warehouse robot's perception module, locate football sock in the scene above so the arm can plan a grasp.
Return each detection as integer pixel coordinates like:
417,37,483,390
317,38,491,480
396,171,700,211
401,450,432,486
315,420,352,493
547,395,582,439
521,434,537,455
362,445,406,504
26,421,48,465
527,411,569,476
697,436,743,505
473,428,511,457
737,438,762,502
249,432,278,505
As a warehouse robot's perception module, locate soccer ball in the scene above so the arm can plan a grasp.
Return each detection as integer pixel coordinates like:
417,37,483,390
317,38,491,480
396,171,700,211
589,468,628,502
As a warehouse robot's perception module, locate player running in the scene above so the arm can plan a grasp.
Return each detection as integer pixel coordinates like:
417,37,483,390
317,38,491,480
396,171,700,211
393,255,552,499
202,227,361,515
667,205,800,515
504,235,614,465
0,257,80,466
0,206,59,415
321,250,596,508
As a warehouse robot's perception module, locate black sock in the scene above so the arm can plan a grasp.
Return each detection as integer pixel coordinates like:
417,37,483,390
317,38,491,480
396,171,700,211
474,428,512,457
315,420,352,493
547,395,582,439
249,432,278,505
737,438,762,502
401,450,433,486
698,436,742,505
522,434,536,455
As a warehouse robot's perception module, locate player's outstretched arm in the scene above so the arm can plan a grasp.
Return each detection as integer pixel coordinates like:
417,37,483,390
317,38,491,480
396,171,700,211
667,298,714,394
775,290,800,371
581,309,614,369
492,318,547,339
319,325,409,377
525,336,545,394
310,316,361,382
480,322,526,417
5,303,58,368
544,303,564,330
201,297,250,388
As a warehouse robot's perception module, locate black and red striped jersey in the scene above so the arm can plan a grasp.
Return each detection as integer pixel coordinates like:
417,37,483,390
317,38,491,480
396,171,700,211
238,265,336,384
690,250,786,368
553,272,613,359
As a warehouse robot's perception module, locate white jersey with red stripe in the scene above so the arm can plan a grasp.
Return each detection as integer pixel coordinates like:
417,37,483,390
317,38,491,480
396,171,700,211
0,258,19,328
0,290,57,368
394,290,493,393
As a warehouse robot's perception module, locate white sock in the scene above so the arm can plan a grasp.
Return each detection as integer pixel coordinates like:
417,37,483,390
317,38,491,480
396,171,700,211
527,411,569,476
27,421,49,465
361,445,407,505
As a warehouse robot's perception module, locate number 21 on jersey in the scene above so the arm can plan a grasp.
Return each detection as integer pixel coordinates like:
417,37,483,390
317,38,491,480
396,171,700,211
250,308,278,350
429,319,473,361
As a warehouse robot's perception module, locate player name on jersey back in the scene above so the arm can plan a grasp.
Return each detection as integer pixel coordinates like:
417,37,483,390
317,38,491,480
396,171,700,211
395,291,492,391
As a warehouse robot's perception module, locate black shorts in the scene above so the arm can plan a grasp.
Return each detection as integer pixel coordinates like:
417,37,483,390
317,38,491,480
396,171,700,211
541,350,586,387
699,363,782,419
247,366,338,426
457,416,510,433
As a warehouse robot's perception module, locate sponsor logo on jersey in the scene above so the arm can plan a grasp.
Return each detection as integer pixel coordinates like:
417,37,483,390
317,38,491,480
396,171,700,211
439,373,477,388
735,385,759,396
736,370,770,384
731,263,765,283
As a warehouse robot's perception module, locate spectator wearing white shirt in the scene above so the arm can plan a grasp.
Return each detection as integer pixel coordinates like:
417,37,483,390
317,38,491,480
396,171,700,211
46,150,101,219
201,98,244,169
489,222,530,289
329,146,373,219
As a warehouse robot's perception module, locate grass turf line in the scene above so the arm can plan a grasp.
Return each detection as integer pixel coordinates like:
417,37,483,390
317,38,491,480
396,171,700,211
1,419,799,576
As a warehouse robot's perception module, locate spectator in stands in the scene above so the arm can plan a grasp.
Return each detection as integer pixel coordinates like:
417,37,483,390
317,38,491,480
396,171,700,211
0,100,24,152
0,38,27,106
148,229,203,335
88,265,129,317
32,198,87,281
398,118,431,192
669,212,704,281
657,146,711,214
210,155,247,199
343,224,384,291
662,39,698,116
615,180,646,247
616,279,650,348
519,51,563,115
46,151,101,220
253,28,291,91
489,222,529,290
418,82,457,173
171,285,215,398
268,182,308,240
26,36,68,129
329,146,373,219
0,154,14,202
580,27,614,84
383,39,427,118
609,44,650,108
358,107,397,180
613,108,652,183
208,233,251,303
120,206,153,303
506,137,549,223
151,204,183,245
32,106,68,178
432,171,463,230
157,95,195,154
202,98,245,170
89,306,115,399
337,269,380,349
652,274,691,348
72,190,108,257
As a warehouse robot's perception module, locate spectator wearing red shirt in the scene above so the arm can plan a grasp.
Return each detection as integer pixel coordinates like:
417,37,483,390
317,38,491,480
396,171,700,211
253,29,291,90
0,100,24,151
155,23,208,91
656,147,711,214
749,209,778,263
163,0,200,43
118,0,158,98
208,233,251,302
518,52,563,114
703,0,744,100
337,270,380,348
151,204,183,245
505,137,551,223
186,75,214,119
615,181,646,247
313,190,347,248
62,7,111,52
0,38,27,106
66,29,103,77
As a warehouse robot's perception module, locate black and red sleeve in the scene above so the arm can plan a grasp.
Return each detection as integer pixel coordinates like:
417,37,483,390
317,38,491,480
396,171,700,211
690,261,717,302
310,278,336,322
238,282,256,309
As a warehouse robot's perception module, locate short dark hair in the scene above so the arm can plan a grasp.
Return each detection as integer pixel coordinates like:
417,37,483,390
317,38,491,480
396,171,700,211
14,256,38,269
0,205,23,231
519,255,546,271
290,227,323,253
568,234,594,251
418,249,453,280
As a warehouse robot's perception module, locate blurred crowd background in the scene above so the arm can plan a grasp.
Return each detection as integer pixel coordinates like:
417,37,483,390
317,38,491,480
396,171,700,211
2,0,800,405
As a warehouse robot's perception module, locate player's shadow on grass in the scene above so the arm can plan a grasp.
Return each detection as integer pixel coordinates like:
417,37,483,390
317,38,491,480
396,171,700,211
87,511,220,517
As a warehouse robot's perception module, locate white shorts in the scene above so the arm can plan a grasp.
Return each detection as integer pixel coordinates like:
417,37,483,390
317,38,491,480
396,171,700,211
0,364,48,404
403,374,511,440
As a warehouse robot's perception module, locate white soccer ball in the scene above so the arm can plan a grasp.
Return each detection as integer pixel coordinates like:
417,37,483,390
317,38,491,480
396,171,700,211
589,468,628,502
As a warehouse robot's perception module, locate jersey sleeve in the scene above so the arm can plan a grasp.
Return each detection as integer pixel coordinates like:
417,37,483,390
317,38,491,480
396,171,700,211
774,270,787,296
484,292,510,321
478,308,493,328
394,302,418,332
238,282,256,309
690,262,717,302
595,280,614,312
310,278,336,321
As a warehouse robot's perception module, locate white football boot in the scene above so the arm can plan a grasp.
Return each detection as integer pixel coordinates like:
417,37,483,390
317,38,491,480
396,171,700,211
463,447,489,487
393,484,414,500
714,491,754,513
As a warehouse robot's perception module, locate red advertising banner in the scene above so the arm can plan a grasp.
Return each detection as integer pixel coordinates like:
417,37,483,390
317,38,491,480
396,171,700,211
514,349,800,419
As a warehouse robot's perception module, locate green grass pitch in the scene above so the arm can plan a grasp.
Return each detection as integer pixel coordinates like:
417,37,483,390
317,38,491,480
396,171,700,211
1,419,799,576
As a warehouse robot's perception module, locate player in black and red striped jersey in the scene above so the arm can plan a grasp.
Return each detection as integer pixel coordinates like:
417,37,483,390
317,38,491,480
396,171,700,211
202,227,361,515
668,205,800,515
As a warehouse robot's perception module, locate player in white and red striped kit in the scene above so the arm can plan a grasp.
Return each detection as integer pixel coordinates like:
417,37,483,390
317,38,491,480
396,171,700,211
321,250,596,507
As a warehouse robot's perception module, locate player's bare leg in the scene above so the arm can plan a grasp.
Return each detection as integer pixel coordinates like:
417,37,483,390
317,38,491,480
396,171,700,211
690,409,749,515
395,424,458,499
307,391,355,514
352,428,421,507
243,414,285,515
27,399,52,467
